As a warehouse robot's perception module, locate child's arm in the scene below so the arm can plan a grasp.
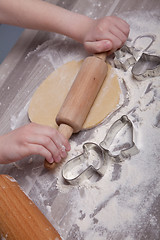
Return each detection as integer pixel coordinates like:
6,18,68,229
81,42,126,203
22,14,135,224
0,0,129,54
0,123,70,164
0,0,129,164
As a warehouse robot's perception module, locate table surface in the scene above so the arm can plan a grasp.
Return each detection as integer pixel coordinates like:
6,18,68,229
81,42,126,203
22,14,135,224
0,0,160,239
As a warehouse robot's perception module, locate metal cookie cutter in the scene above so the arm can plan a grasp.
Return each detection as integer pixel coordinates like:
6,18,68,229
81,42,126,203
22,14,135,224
114,44,137,71
132,53,160,81
114,34,156,72
62,116,139,185
62,143,108,185
100,115,139,162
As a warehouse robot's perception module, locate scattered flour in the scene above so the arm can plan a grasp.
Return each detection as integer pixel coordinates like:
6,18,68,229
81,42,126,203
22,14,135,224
10,101,30,130
6,9,160,240
51,11,160,240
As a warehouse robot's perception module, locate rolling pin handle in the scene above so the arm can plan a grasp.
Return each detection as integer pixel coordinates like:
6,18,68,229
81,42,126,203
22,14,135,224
58,123,73,140
44,159,56,169
44,124,73,169
95,52,107,62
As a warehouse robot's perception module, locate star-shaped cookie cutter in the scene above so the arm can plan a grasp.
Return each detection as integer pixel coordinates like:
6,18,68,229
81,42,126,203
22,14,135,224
62,115,139,185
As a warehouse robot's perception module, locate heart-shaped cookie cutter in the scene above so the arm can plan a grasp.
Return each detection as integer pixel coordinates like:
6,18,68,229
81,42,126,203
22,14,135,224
131,53,160,80
62,115,139,185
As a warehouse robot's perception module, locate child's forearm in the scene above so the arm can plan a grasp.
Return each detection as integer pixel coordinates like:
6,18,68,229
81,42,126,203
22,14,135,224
0,0,130,54
0,0,92,43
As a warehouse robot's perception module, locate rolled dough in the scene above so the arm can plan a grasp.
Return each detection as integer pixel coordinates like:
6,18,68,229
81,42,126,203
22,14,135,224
28,60,121,129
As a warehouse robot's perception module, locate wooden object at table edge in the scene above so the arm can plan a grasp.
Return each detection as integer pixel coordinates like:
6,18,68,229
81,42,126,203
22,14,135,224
0,174,61,240
44,52,108,169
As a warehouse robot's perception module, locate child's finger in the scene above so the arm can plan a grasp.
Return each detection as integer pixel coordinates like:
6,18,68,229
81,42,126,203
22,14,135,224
56,131,71,152
84,39,112,53
26,143,59,164
29,123,70,154
28,134,69,163
110,26,128,44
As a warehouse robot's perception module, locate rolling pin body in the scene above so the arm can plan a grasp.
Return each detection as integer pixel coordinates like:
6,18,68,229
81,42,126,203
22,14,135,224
56,55,108,133
45,54,108,169
0,175,61,240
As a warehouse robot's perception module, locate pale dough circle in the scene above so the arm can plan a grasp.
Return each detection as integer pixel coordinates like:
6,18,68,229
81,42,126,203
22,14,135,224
28,60,121,129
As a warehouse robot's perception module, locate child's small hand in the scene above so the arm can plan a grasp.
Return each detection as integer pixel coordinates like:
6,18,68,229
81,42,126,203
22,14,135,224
83,16,130,54
0,123,70,164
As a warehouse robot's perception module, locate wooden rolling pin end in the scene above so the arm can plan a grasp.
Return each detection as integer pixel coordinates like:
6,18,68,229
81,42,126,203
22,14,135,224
0,174,61,240
44,160,56,169
95,52,107,61
44,124,73,169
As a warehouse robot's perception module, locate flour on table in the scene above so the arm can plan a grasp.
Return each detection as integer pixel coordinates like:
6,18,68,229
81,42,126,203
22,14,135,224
10,101,30,130
52,11,160,240
7,9,160,240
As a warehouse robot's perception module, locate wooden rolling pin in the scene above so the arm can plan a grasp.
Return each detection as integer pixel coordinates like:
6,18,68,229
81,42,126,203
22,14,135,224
0,175,61,240
45,53,108,169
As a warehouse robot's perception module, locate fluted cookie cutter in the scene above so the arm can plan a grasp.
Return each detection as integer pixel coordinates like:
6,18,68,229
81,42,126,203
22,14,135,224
62,115,139,185
100,115,139,162
132,53,160,81
62,142,108,185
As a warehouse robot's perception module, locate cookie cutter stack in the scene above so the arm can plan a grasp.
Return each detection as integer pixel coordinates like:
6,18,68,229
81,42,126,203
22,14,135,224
62,115,139,185
114,34,160,80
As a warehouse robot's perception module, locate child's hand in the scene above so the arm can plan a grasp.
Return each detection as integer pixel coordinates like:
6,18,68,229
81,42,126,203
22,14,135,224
83,16,130,54
0,123,70,164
